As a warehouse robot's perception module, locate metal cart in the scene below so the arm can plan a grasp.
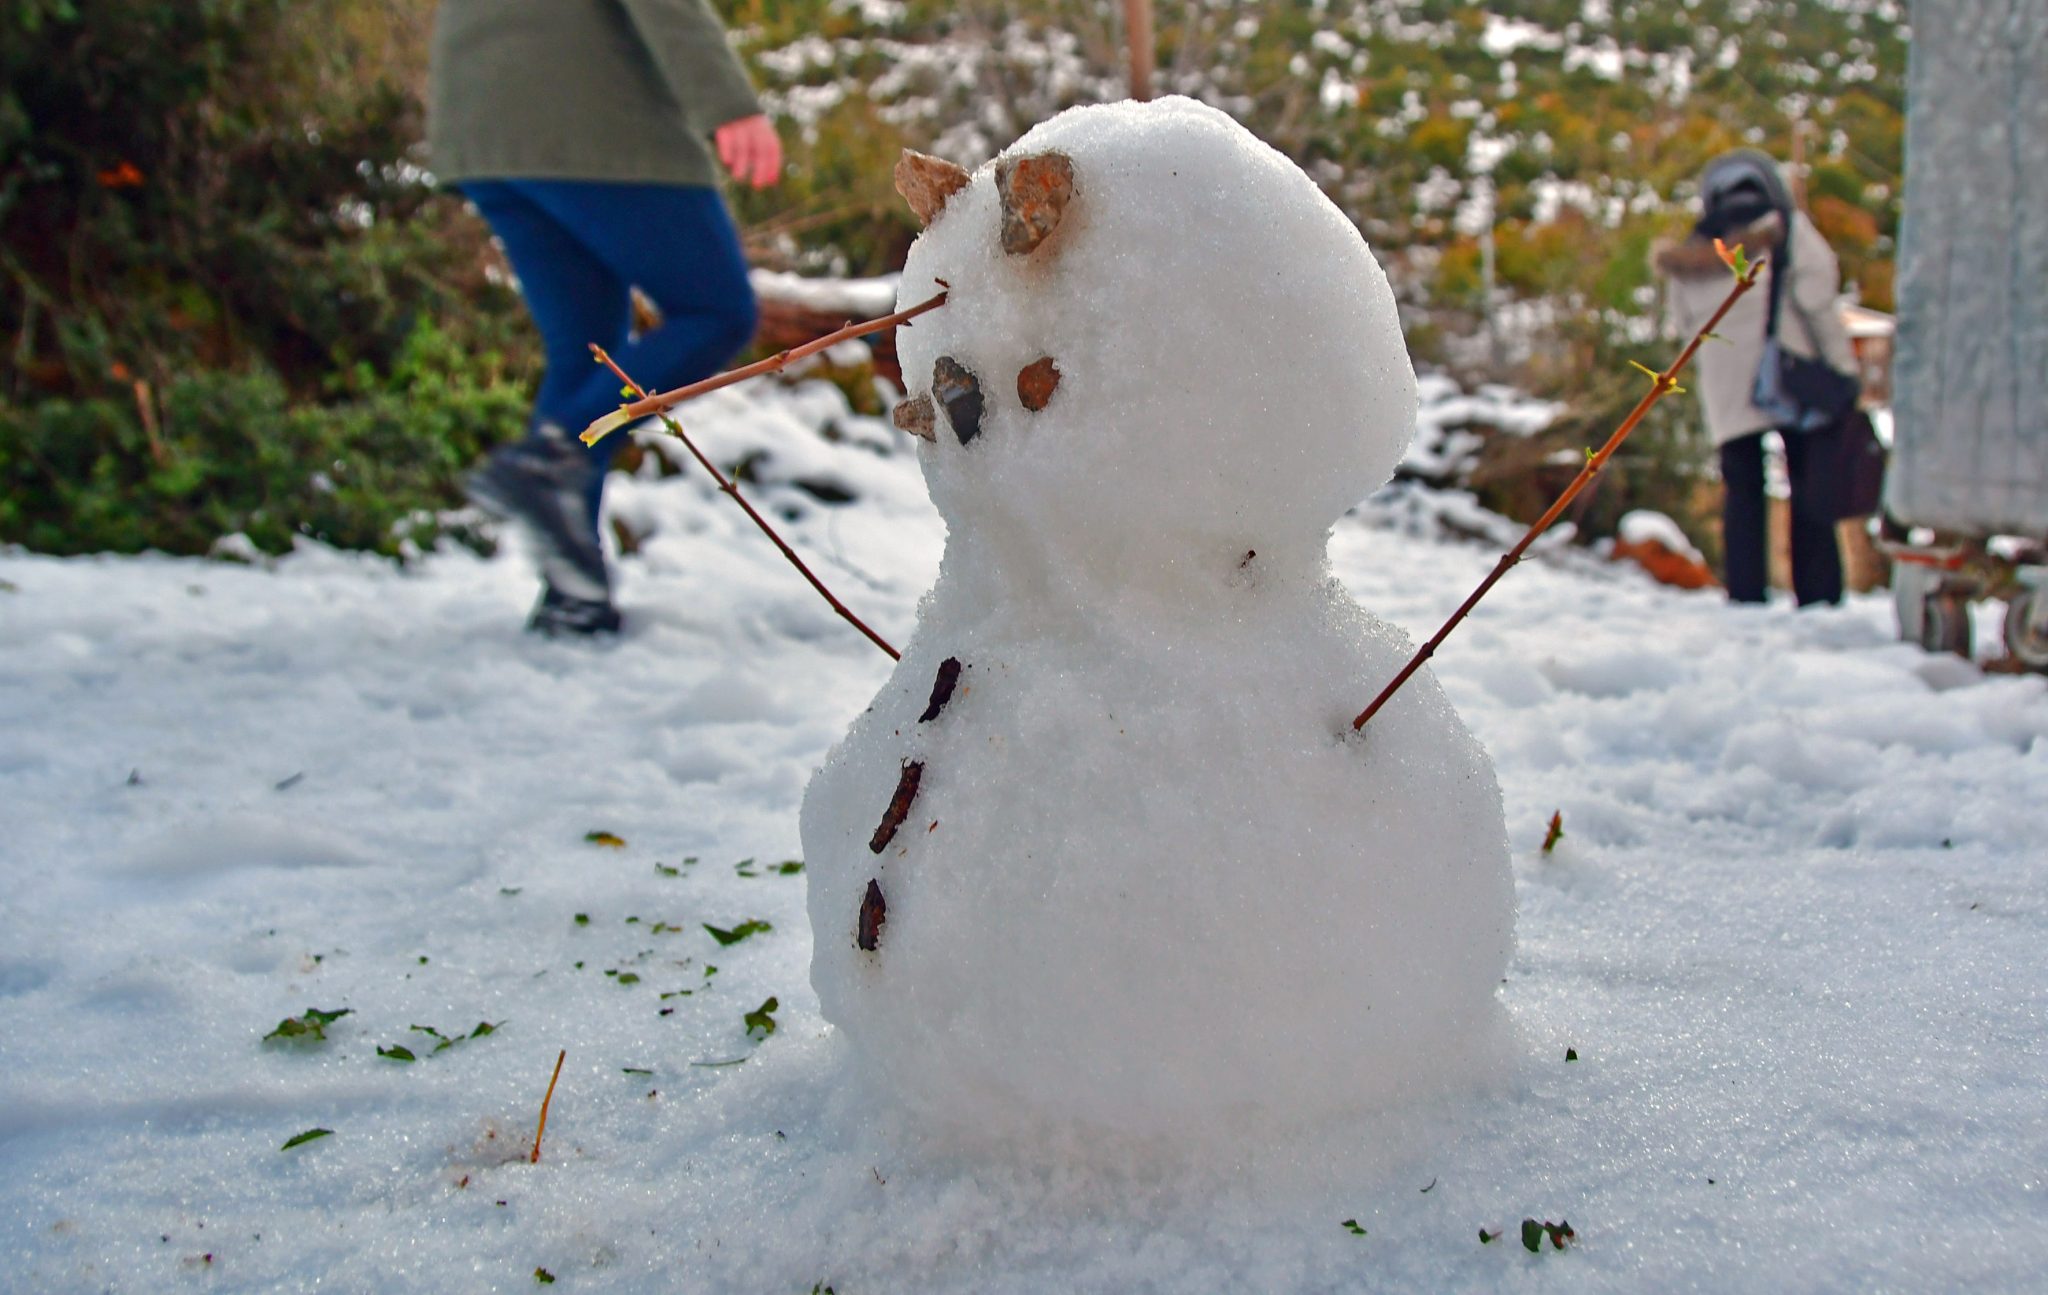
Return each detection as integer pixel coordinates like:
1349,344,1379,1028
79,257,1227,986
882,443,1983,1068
1883,0,2048,667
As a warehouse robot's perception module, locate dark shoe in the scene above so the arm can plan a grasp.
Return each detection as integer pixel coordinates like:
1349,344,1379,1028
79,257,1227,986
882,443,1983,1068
466,423,610,603
527,584,623,637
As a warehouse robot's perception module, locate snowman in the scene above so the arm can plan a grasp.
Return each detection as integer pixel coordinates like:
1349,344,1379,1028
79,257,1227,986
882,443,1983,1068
801,98,1514,1141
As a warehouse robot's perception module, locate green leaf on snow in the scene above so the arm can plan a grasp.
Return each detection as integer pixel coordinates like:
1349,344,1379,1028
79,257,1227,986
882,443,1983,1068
1521,1218,1575,1252
704,920,772,947
264,1007,352,1044
402,1021,499,1056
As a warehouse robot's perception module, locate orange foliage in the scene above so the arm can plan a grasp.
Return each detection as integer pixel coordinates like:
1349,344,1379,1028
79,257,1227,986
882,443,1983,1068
1811,194,1880,250
1856,258,1896,313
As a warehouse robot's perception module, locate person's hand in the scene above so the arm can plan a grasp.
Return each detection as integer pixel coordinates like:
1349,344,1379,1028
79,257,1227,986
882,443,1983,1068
715,114,783,190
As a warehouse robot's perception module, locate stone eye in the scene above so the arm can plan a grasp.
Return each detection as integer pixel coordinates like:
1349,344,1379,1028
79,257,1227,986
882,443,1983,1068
1017,357,1060,412
930,356,985,445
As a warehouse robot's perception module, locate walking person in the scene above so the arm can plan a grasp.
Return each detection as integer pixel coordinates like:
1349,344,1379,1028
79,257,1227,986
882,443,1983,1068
1655,150,1857,606
428,0,782,634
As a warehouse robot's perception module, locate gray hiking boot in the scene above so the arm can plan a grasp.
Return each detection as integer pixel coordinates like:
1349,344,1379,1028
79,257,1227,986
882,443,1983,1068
527,583,624,637
465,422,611,606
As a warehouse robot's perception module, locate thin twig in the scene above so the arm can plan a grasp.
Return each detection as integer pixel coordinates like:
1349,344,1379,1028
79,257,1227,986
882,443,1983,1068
530,1048,565,1164
1352,258,1766,732
744,200,880,242
590,346,902,661
580,290,948,446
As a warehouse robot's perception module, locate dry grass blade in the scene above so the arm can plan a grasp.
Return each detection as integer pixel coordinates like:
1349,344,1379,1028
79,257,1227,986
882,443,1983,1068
531,1048,565,1164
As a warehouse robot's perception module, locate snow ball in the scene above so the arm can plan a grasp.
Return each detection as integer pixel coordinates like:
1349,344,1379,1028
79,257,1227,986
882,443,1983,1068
1618,509,1703,564
892,95,1417,599
803,98,1513,1148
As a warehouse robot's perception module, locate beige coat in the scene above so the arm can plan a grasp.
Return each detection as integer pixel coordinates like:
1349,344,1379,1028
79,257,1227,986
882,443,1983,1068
1656,211,1857,446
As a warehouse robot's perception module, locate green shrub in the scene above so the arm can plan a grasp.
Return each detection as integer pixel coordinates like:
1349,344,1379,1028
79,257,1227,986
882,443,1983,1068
1,0,537,557
0,319,524,557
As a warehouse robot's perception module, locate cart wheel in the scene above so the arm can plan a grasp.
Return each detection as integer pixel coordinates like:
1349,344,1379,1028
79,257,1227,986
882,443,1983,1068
1921,591,1973,659
1893,563,1935,645
2004,587,2048,671
1894,564,1974,659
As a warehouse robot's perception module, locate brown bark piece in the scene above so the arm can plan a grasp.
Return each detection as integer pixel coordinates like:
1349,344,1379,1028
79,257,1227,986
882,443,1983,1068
995,152,1075,256
1017,357,1060,411
894,149,971,226
869,760,925,854
918,657,963,722
931,356,985,445
892,392,937,441
858,879,887,951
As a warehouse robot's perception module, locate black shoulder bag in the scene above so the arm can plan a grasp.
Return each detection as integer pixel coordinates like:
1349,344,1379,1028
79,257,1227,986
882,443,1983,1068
1749,218,1886,517
1749,221,1861,434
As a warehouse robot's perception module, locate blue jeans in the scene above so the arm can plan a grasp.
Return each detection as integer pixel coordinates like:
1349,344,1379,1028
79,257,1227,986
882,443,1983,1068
462,179,757,532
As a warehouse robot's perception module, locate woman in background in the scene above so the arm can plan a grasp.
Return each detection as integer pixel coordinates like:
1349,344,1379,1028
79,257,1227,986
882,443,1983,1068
1655,149,1856,607
429,0,781,634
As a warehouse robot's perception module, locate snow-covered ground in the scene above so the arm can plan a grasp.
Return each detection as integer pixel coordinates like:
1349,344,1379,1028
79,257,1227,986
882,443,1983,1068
3,378,2045,1292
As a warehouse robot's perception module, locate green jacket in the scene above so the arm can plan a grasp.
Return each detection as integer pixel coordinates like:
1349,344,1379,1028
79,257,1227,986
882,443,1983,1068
428,0,762,188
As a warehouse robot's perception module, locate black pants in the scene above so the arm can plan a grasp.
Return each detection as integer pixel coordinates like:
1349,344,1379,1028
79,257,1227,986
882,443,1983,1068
1719,427,1843,606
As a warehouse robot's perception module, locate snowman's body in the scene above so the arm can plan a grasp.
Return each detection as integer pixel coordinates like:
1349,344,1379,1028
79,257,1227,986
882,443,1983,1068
801,99,1514,1139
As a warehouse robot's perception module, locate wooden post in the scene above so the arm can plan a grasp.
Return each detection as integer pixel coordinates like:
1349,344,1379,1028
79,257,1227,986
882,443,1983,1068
1124,0,1155,101
1477,178,1500,369
1788,119,1812,212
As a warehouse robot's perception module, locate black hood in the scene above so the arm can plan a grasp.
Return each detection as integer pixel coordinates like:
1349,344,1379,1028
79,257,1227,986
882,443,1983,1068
1694,149,1795,241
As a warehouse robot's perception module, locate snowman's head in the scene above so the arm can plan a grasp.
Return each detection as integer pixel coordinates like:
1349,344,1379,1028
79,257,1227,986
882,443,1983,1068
891,98,1416,597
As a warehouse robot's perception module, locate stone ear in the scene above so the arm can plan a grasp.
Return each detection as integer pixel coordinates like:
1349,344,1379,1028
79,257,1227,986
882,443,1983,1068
995,151,1074,256
894,149,971,226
